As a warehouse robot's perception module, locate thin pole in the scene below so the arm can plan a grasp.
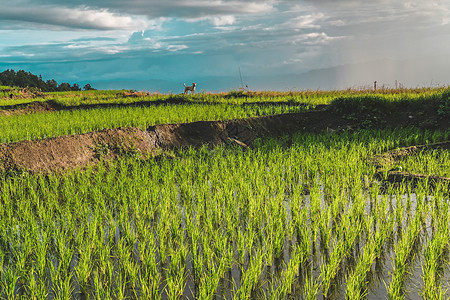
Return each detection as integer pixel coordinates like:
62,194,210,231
239,67,244,90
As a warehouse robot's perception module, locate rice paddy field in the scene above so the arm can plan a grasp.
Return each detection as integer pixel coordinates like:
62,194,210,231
0,87,449,299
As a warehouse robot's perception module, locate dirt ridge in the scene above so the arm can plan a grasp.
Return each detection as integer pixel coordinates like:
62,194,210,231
1,109,448,173
371,141,450,186
0,128,155,173
0,111,346,172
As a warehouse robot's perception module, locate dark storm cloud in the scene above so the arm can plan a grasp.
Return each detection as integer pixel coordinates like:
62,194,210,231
0,0,273,30
0,5,149,30
29,0,273,17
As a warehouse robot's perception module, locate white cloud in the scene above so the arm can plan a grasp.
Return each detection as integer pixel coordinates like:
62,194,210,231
167,44,188,52
179,0,273,15
211,15,236,26
283,57,303,64
285,13,325,29
292,32,340,46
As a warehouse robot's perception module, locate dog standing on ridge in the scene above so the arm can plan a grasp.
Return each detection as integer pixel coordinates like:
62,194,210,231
184,83,196,94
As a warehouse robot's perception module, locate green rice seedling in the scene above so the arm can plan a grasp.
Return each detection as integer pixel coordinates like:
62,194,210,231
346,202,396,299
75,233,94,295
320,191,366,298
92,268,113,300
318,202,333,252
387,191,426,299
114,266,130,300
421,233,448,300
233,248,266,299
185,211,202,289
136,228,161,299
308,181,323,252
197,244,231,299
164,233,188,299
49,259,75,300
303,271,321,300
235,228,248,267
264,196,287,260
421,185,449,300
25,267,47,299
1,266,21,300
269,206,311,299
54,226,75,276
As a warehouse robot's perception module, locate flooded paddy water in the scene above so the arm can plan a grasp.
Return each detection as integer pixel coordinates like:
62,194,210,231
153,189,449,300
0,127,449,300
214,190,438,300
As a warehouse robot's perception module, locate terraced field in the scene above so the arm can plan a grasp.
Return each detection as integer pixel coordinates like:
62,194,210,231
0,87,449,299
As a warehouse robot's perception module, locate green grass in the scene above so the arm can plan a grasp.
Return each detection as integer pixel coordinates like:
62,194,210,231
1,87,449,144
0,103,305,143
43,86,448,107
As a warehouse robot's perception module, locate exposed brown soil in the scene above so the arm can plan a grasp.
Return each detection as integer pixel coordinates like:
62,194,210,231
0,101,56,116
147,110,354,149
382,171,450,185
0,106,448,173
0,128,155,173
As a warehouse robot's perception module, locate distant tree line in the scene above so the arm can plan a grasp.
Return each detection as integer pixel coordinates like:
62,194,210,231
0,69,95,91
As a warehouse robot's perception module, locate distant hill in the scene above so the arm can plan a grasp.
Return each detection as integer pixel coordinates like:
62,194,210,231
91,58,449,93
247,58,450,91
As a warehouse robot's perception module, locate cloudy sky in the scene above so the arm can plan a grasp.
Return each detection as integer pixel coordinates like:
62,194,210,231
1,0,450,92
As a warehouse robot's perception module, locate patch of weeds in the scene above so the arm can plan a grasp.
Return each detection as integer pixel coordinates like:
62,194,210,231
1,165,30,178
252,137,263,148
92,138,142,160
226,90,247,99
92,142,110,159
419,120,439,129
0,154,29,177
437,92,450,117
328,96,390,125
117,144,141,159
361,117,387,129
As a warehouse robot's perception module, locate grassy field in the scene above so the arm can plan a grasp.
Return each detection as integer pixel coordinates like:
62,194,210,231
0,87,449,299
0,103,307,143
1,85,446,108
0,87,448,143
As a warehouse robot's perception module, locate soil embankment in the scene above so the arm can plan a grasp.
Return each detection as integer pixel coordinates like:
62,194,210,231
0,105,448,173
0,110,345,172
0,128,154,173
